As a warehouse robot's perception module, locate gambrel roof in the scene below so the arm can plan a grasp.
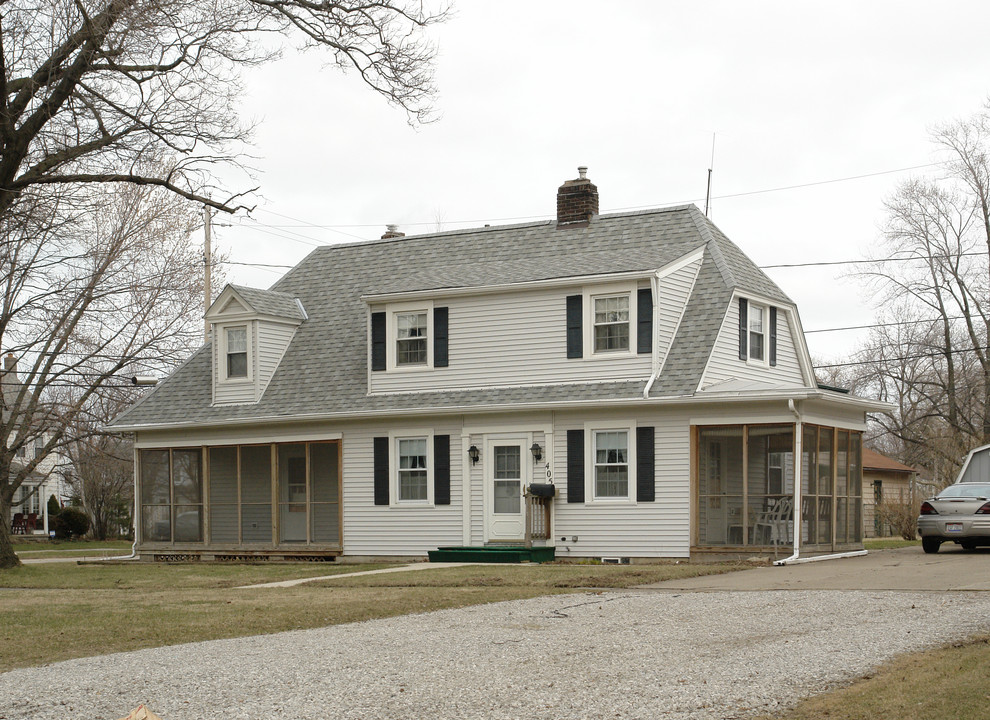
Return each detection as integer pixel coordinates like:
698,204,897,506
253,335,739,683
111,204,798,429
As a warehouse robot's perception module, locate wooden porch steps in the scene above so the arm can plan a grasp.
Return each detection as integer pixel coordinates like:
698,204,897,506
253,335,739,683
427,546,556,564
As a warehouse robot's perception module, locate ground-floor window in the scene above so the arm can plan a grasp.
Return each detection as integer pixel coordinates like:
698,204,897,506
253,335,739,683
139,441,340,546
696,423,862,549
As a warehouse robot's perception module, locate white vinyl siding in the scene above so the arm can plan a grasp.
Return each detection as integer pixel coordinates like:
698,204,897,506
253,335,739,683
699,299,807,391
553,409,691,558
212,319,298,406
656,256,703,372
370,284,651,394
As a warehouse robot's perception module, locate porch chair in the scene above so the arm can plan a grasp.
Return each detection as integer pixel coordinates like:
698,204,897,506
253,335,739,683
26,513,38,532
752,497,792,547
11,513,26,534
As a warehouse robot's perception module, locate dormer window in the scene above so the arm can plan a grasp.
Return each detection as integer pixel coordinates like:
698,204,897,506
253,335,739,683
748,305,765,362
738,298,778,367
593,295,630,353
226,327,248,379
396,312,428,366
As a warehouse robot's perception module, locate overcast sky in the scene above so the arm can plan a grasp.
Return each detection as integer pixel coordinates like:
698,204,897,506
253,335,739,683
211,0,990,368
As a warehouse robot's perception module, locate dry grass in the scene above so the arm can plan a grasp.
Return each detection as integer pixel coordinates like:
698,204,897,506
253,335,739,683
759,635,990,720
0,559,746,672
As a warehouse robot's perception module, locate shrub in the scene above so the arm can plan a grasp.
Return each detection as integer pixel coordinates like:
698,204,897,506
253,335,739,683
51,507,90,539
876,500,918,541
47,494,61,519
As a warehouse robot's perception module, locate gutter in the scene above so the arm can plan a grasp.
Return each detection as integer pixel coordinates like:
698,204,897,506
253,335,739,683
772,399,869,566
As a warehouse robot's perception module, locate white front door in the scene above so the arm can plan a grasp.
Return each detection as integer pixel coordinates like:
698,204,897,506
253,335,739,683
485,437,528,542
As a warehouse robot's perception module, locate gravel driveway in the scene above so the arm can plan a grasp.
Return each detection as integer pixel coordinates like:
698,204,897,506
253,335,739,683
2,587,990,720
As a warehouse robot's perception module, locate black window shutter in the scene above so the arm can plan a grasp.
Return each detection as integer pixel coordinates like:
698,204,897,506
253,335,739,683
636,426,655,503
373,436,389,505
434,307,449,368
637,288,653,355
371,312,387,371
769,307,778,367
434,434,450,505
566,295,583,359
738,298,748,360
566,429,585,503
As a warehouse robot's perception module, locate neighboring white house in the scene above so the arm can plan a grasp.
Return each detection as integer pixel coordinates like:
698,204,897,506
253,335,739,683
3,354,70,536
110,169,889,561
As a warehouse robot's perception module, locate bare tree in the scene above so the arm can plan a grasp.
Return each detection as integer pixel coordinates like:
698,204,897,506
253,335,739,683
0,181,211,567
1,0,447,217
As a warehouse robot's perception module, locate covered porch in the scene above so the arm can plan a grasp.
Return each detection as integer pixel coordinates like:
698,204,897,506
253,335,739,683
694,423,863,556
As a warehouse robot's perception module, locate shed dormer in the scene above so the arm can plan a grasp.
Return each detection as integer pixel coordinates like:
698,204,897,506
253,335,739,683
205,284,307,405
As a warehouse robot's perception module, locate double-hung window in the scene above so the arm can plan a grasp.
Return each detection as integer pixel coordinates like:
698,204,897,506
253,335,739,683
226,326,248,378
748,305,765,362
396,312,428,366
593,429,630,499
593,295,630,353
397,437,429,501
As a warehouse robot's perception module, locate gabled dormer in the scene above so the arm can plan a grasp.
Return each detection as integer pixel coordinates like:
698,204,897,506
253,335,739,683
205,285,307,406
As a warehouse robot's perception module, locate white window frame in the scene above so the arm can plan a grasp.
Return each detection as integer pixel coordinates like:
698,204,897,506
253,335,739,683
389,430,434,507
584,421,637,503
218,322,253,383
386,300,434,371
743,301,768,367
583,283,638,359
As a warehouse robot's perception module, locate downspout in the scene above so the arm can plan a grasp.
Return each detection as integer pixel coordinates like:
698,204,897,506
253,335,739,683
106,447,139,561
643,272,661,399
774,399,868,566
773,400,803,565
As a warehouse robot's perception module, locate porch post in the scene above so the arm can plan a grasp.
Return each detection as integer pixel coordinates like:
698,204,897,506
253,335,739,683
792,420,803,557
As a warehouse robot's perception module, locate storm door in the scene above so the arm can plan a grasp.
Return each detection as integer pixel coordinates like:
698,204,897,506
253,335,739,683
485,437,527,542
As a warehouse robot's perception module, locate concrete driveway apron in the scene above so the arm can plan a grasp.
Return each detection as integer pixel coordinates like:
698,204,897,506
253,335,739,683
640,546,990,592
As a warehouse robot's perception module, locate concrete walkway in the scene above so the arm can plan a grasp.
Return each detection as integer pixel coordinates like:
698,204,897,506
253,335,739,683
641,545,990,592
236,561,539,589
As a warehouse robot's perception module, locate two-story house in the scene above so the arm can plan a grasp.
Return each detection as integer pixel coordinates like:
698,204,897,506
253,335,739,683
110,169,888,562
3,354,69,536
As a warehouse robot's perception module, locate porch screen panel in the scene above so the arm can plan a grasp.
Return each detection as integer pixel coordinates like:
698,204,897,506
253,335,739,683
209,447,238,543
172,449,203,542
747,426,793,547
849,433,863,542
697,427,743,546
801,425,817,543
279,444,308,543
140,449,171,542
240,445,272,543
816,428,833,545
310,442,340,544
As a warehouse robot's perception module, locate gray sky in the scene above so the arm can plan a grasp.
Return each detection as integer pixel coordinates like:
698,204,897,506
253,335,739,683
212,0,990,367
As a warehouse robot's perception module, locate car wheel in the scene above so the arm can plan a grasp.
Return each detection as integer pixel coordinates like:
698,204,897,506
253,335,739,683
960,540,977,551
922,537,942,554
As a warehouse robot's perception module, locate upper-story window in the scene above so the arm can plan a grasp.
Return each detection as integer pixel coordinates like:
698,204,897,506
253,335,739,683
737,298,778,367
748,304,765,362
396,312,428,366
226,326,248,378
593,295,630,353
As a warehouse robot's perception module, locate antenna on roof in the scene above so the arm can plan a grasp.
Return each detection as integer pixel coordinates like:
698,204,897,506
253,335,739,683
704,133,716,218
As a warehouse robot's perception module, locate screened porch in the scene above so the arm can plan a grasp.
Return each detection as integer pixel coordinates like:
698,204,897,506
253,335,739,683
695,424,863,553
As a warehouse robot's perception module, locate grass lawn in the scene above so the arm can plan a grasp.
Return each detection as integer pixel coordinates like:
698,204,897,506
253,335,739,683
0,559,749,672
14,539,134,559
760,635,990,720
863,537,920,551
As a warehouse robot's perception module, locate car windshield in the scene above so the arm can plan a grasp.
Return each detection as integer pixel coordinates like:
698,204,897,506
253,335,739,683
937,484,990,499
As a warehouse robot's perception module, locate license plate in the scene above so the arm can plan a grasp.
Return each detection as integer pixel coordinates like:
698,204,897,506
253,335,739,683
946,523,963,533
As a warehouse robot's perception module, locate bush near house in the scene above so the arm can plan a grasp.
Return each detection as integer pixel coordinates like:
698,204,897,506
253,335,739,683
47,495,61,520
876,499,918,541
51,507,90,539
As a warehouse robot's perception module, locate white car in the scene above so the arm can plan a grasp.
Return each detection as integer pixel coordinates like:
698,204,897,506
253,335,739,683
917,482,990,553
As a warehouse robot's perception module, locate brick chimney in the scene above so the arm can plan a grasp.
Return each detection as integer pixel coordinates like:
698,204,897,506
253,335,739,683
3,353,16,374
556,166,599,227
381,224,405,240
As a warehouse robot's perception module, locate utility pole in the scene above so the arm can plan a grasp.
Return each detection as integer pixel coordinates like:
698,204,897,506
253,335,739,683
203,206,212,342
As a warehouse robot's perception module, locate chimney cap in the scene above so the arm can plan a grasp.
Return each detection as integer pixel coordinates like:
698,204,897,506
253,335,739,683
578,166,588,179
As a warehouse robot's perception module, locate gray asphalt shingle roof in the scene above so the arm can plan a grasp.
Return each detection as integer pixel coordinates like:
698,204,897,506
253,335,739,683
111,205,793,429
225,285,306,320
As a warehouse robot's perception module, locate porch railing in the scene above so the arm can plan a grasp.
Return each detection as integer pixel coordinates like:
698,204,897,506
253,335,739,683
524,492,553,548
